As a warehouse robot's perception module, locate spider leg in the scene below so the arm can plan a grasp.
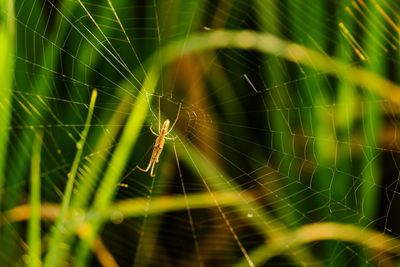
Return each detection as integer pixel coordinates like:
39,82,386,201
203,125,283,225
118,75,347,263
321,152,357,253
165,135,179,141
137,160,152,173
150,161,156,177
166,102,182,135
158,95,161,133
150,124,160,136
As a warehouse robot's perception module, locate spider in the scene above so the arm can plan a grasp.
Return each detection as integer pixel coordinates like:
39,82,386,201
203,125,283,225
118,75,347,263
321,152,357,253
137,97,182,177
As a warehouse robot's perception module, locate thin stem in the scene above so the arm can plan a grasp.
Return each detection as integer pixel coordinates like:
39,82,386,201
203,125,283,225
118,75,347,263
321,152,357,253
27,133,43,267
43,89,98,267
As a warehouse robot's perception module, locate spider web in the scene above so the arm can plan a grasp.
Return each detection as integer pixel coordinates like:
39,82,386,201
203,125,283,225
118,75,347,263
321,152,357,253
2,0,400,266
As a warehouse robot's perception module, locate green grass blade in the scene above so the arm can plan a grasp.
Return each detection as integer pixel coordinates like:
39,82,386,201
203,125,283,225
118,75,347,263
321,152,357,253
234,222,400,267
160,30,400,102
43,89,98,267
255,0,304,229
360,0,386,224
61,89,98,222
6,0,77,212
71,94,134,209
72,65,160,267
27,133,43,267
0,2,16,261
0,0,15,207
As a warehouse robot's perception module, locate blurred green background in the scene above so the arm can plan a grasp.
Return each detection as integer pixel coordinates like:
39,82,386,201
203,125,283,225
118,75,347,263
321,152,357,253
1,0,400,266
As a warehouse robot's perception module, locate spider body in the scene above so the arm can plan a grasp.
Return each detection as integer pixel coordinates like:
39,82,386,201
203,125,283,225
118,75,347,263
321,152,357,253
137,98,181,177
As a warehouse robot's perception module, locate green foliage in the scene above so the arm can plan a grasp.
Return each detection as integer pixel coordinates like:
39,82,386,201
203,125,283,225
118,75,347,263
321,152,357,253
1,0,400,266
